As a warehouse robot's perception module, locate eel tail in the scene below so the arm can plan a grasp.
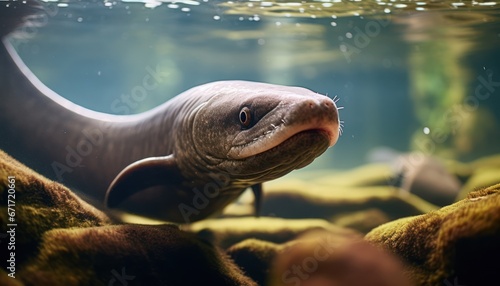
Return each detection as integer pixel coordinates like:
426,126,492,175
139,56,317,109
0,0,42,39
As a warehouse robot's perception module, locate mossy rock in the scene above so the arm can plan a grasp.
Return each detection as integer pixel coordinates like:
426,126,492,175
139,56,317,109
21,224,256,286
309,164,394,187
441,154,500,185
470,154,500,169
260,181,437,221
186,217,360,249
0,149,111,268
0,150,256,285
227,239,283,286
269,231,413,286
366,183,500,286
331,208,391,234
456,167,500,200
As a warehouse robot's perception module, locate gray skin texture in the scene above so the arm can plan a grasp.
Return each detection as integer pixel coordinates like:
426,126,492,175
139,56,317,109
0,12,339,223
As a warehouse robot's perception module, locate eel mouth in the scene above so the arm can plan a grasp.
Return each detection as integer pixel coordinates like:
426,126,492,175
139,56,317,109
227,109,339,159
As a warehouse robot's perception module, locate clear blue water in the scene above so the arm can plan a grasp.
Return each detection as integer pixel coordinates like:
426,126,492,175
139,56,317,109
9,0,500,169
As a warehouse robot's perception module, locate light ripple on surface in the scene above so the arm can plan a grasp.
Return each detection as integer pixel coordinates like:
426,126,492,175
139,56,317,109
219,0,499,19
41,0,498,16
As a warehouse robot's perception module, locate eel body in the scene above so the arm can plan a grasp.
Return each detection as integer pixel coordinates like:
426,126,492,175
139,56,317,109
0,1,340,222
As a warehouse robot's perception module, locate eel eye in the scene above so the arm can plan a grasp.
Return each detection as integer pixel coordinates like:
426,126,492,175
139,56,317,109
239,107,252,128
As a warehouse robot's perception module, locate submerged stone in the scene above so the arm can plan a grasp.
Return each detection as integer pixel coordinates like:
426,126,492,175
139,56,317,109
269,231,414,286
0,150,256,285
186,217,359,249
366,183,500,286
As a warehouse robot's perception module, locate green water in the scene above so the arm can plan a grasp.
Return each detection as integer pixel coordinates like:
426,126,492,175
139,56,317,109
9,0,500,169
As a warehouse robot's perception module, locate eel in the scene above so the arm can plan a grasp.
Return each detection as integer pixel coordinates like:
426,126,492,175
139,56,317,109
0,1,340,223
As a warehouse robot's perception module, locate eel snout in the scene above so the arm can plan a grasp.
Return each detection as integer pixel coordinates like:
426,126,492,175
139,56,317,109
228,95,340,159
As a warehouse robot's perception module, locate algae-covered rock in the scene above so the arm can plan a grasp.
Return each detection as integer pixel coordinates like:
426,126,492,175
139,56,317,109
22,224,256,286
222,159,459,234
457,167,500,200
187,217,361,284
227,239,283,286
0,149,111,267
222,176,438,234
260,181,437,221
443,154,500,188
227,230,414,286
186,217,360,249
470,154,500,169
312,164,394,187
269,231,414,286
366,184,500,286
2,144,499,286
0,150,257,285
331,208,391,234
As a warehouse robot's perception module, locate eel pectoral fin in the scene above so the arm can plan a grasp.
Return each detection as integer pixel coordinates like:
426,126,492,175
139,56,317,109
251,184,263,217
105,155,183,208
